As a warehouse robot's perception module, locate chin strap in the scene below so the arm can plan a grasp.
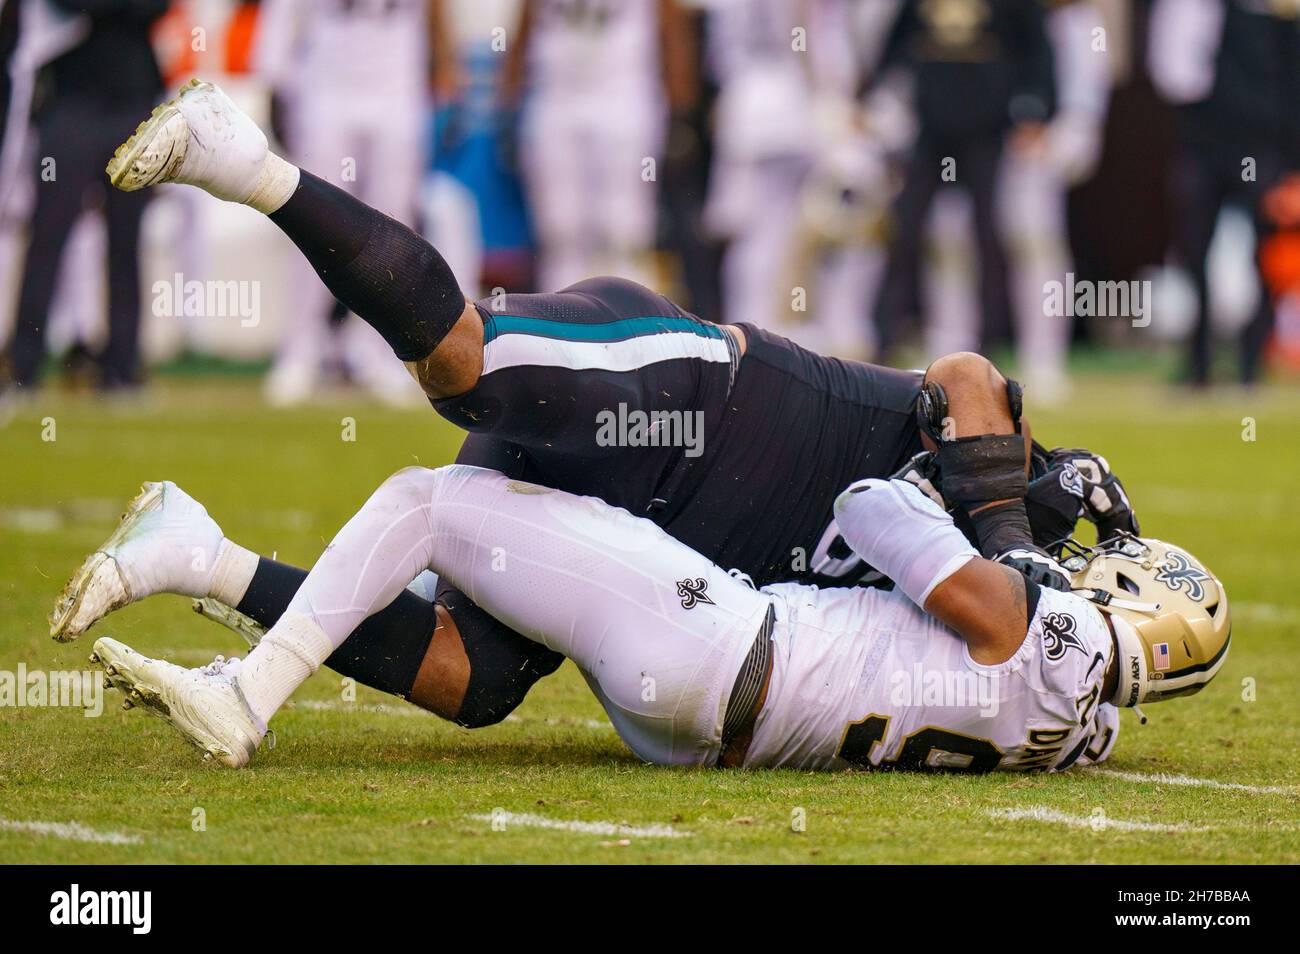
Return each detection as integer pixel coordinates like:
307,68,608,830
1072,587,1162,616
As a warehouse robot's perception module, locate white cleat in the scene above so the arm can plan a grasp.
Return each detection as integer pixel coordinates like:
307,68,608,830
106,78,268,201
192,597,267,649
50,481,224,641
91,638,265,768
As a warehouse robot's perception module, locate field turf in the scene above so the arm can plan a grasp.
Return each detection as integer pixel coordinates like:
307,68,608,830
1,371,1297,863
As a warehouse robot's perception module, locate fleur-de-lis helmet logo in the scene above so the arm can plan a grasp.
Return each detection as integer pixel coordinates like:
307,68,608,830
1153,551,1209,602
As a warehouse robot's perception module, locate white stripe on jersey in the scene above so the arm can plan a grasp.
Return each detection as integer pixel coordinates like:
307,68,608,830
481,331,733,376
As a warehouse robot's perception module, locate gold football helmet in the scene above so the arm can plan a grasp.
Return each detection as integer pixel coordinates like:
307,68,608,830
1062,535,1231,707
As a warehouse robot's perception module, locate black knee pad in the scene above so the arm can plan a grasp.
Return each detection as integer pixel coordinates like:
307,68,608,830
438,581,565,729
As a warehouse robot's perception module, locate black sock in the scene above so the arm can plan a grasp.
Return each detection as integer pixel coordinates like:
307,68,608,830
235,557,436,699
268,170,466,361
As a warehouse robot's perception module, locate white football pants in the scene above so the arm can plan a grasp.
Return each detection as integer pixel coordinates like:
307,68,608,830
282,465,772,766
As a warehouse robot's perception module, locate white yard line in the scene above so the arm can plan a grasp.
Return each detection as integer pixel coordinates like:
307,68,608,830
468,812,692,839
292,699,421,717
986,806,1211,833
0,818,142,845
1091,769,1297,796
505,714,613,731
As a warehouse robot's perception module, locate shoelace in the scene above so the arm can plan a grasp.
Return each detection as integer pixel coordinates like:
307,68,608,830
198,655,241,682
727,568,756,590
196,654,274,747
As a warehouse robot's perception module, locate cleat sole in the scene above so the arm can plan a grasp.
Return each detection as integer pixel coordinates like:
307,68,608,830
105,79,206,191
49,481,164,641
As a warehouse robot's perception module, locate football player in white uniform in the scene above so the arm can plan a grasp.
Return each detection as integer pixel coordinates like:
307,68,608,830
501,0,693,292
254,0,434,406
63,461,1228,772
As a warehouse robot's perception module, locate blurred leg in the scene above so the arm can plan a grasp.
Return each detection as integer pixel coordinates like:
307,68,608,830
100,162,150,388
963,136,1013,355
1170,145,1227,385
520,97,589,291
9,110,96,387
874,135,943,357
1001,149,1071,400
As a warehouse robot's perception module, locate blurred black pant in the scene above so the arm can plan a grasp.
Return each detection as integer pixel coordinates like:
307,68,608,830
873,131,1011,356
1171,136,1282,385
10,103,151,389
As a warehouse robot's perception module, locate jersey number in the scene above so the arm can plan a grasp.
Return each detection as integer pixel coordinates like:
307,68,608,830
838,714,1003,773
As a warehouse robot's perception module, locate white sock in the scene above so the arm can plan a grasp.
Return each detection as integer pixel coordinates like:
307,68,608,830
208,539,260,607
245,152,300,215
236,611,333,726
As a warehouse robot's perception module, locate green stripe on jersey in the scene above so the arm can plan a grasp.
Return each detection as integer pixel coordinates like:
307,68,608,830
482,314,723,345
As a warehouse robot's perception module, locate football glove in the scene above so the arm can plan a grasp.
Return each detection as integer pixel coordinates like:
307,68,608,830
889,451,947,510
1025,463,1085,551
1046,448,1140,541
996,546,1072,592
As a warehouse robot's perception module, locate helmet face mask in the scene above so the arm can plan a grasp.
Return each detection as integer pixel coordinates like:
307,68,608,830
1066,535,1231,707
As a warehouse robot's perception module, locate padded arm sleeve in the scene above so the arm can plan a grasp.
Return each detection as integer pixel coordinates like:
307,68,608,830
833,478,979,607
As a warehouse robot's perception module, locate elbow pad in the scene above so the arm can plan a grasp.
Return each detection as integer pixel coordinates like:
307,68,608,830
833,478,978,606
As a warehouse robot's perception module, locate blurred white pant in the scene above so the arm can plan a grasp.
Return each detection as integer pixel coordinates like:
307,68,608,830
520,91,664,292
710,150,881,358
277,96,425,392
285,465,770,766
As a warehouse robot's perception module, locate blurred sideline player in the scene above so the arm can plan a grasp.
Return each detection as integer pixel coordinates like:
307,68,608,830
1149,0,1300,386
705,0,893,358
501,0,694,292
864,0,1057,360
253,0,448,406
927,0,1110,401
76,78,1141,734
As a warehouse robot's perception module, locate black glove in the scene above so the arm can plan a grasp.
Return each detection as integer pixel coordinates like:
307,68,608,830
1046,448,1140,541
890,451,946,510
996,547,1072,592
1025,463,1085,551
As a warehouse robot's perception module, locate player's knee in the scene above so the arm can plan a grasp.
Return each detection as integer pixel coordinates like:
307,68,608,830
924,351,1003,396
375,465,441,513
407,305,483,400
453,634,566,729
383,464,437,491
453,687,522,729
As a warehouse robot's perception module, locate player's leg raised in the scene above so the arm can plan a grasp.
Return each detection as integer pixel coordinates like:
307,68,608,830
107,79,481,399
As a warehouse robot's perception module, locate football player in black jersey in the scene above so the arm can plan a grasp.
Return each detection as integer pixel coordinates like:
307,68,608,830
65,79,1137,729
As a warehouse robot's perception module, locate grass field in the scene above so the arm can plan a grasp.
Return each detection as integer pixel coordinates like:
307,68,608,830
1,370,1298,864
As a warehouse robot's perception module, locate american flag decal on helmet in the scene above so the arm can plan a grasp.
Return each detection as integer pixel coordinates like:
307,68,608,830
1153,642,1171,671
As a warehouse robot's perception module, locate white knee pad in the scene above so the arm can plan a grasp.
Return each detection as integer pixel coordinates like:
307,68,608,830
833,478,978,607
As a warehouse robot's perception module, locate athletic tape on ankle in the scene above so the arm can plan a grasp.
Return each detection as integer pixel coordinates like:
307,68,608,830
209,539,259,608
833,479,978,607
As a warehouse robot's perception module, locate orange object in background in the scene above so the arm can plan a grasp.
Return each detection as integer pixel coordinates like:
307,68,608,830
1259,230,1300,296
224,1,260,75
153,2,198,87
1256,174,1300,370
